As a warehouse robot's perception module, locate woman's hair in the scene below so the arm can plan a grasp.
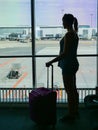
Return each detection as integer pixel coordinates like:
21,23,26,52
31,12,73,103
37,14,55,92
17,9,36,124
62,14,78,32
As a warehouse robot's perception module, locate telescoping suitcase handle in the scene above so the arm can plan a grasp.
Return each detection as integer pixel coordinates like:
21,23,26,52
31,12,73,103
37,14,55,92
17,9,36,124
47,65,53,90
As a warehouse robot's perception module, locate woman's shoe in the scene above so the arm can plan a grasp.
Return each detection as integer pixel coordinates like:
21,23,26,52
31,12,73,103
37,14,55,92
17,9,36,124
59,114,76,123
59,112,80,123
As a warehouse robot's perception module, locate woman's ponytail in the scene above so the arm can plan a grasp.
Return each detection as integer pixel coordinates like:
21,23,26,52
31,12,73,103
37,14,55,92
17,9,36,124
74,17,78,32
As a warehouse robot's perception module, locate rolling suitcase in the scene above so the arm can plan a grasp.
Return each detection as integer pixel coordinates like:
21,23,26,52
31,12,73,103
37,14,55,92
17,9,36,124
29,65,57,125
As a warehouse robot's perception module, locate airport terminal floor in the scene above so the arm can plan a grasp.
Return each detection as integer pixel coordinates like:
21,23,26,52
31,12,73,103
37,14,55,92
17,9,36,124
0,105,97,130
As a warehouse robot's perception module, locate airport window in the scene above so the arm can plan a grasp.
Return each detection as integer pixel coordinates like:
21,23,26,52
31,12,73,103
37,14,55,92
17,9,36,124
35,0,98,89
0,0,32,90
0,0,98,102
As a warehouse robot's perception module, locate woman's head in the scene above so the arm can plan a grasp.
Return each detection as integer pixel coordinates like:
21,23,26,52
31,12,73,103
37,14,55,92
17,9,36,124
62,13,78,32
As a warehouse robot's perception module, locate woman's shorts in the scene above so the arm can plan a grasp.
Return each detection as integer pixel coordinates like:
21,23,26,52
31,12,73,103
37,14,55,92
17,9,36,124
62,64,79,75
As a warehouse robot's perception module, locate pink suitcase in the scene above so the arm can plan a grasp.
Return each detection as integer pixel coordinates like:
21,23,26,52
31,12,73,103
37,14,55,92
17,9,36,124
29,65,57,125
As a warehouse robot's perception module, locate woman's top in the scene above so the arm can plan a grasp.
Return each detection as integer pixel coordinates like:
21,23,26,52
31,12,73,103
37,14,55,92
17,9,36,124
58,31,79,75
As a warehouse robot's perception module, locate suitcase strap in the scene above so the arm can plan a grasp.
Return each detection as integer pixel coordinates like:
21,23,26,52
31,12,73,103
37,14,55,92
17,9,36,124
47,65,53,90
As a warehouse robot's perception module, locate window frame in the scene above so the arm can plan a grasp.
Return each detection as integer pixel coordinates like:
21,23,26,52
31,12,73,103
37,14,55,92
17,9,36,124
0,0,98,89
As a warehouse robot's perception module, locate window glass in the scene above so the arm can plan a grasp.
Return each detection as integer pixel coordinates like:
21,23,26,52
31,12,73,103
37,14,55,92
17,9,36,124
35,0,97,55
36,57,96,89
0,0,31,55
0,0,33,93
0,58,32,88
35,0,97,89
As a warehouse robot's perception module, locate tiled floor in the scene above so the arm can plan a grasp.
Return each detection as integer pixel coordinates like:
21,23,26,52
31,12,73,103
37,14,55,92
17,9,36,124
0,105,98,130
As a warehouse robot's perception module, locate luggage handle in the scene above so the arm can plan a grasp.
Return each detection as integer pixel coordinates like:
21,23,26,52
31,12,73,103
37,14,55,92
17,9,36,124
47,65,53,90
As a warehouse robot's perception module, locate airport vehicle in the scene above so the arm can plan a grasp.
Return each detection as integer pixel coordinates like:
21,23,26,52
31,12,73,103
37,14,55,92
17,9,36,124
7,63,21,79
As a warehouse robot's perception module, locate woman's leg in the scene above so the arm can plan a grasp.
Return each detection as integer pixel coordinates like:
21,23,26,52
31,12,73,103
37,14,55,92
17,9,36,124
73,74,79,114
62,74,79,116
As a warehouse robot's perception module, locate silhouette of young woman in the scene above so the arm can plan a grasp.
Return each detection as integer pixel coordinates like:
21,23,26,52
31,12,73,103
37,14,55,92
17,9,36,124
46,13,79,122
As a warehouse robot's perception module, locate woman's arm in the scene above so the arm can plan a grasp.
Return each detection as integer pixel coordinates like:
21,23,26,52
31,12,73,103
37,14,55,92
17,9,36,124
46,52,65,68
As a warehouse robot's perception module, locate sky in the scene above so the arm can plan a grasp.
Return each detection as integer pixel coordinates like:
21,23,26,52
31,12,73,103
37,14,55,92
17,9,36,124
0,0,31,27
35,0,97,27
0,0,97,27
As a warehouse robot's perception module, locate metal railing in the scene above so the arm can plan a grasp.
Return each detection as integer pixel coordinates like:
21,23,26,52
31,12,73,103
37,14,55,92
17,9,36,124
0,87,96,103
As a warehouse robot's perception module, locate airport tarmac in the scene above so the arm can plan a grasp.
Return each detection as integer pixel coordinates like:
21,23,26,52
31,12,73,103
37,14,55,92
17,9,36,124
0,39,97,88
0,40,31,49
0,39,97,100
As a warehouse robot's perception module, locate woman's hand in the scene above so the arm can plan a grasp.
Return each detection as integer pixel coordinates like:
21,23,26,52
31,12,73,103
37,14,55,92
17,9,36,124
46,61,52,67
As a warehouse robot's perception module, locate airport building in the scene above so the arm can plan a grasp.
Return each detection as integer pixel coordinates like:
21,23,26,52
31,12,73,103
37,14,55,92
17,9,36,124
35,25,97,40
